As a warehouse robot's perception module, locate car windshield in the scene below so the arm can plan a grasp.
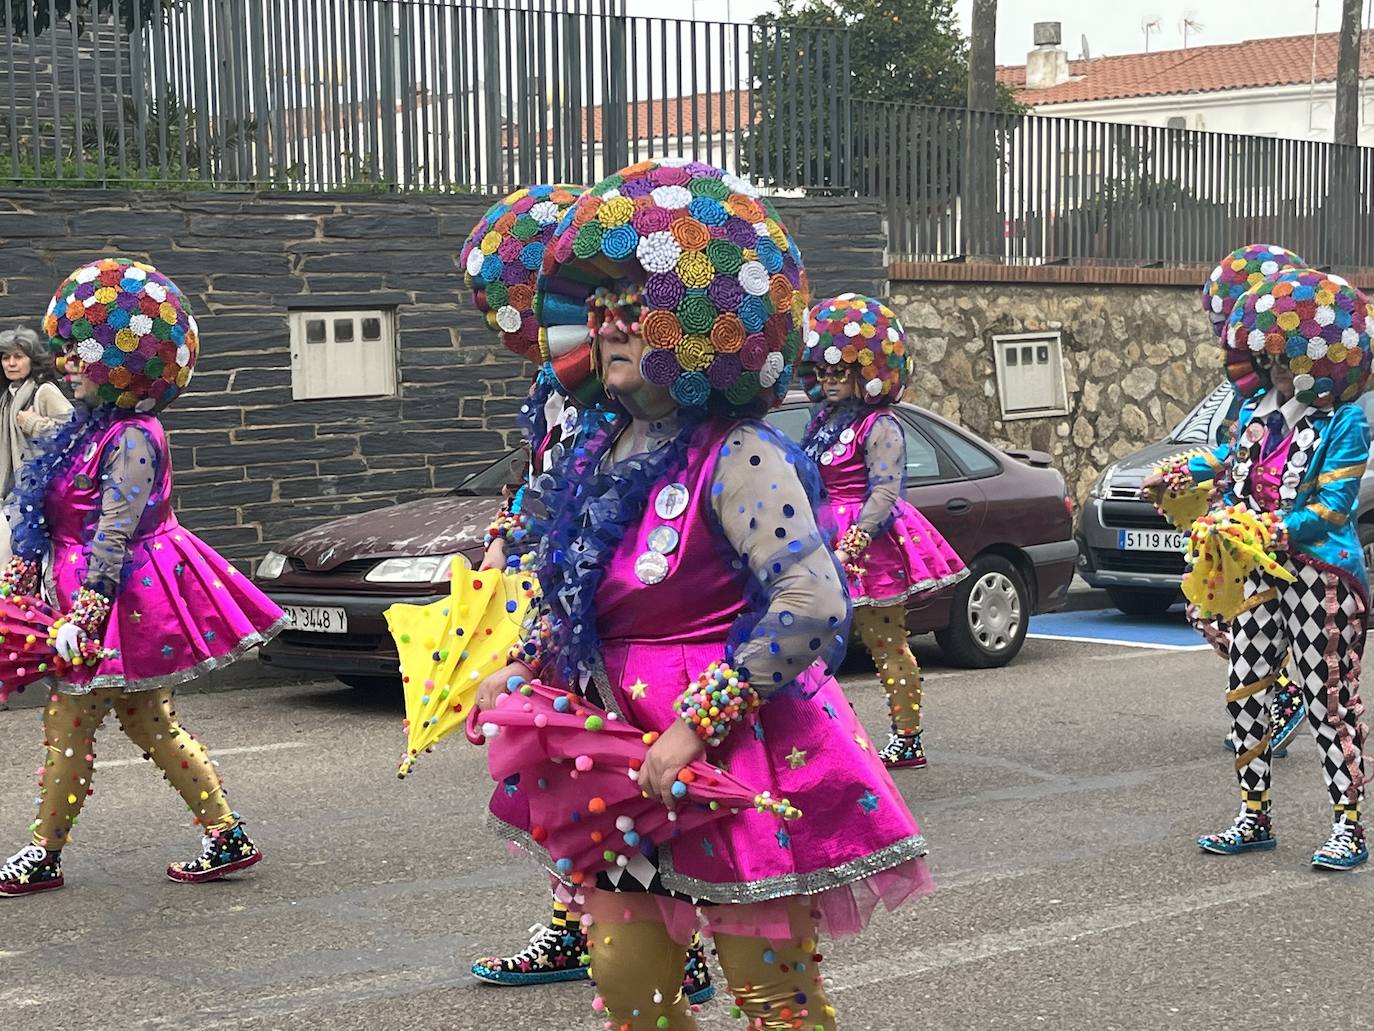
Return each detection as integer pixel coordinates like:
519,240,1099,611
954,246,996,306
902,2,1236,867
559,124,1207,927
452,449,524,496
1168,382,1239,446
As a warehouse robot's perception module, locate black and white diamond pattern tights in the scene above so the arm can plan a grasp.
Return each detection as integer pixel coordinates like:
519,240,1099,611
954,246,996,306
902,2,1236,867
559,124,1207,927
1227,561,1368,816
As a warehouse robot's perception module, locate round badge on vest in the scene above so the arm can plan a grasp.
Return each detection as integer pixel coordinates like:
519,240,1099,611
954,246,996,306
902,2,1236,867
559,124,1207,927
1296,428,1316,449
647,525,680,555
634,551,670,585
654,483,689,520
839,428,856,445
820,451,834,465
561,405,580,435
1244,422,1265,445
73,474,93,490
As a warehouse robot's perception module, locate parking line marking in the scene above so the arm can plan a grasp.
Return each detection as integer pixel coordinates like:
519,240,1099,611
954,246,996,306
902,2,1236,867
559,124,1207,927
95,741,303,769
1026,631,1211,652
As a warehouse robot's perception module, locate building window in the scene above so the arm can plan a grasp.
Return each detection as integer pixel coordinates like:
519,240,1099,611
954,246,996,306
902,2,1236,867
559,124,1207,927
288,309,397,400
993,331,1068,420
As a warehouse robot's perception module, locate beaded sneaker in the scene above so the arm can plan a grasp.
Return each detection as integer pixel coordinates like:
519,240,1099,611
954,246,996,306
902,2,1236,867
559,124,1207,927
1311,820,1368,871
472,921,590,987
1198,810,1276,855
0,844,63,897
1269,679,1307,754
473,922,716,1003
682,934,716,1005
166,822,262,883
879,732,927,770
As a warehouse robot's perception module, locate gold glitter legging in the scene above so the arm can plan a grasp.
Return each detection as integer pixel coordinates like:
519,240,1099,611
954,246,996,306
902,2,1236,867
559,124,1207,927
852,603,922,735
586,905,836,1031
31,687,234,849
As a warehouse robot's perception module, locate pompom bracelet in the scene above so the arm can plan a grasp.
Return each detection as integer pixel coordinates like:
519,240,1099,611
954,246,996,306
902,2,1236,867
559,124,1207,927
0,556,39,598
837,525,872,580
484,510,528,549
676,661,759,747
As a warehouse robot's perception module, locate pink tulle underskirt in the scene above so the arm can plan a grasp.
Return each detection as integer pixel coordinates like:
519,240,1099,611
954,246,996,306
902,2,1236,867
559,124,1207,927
549,855,934,945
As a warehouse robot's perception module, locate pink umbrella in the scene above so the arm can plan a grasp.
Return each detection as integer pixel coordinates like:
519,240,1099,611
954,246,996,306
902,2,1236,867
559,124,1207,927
470,678,799,887
0,594,115,704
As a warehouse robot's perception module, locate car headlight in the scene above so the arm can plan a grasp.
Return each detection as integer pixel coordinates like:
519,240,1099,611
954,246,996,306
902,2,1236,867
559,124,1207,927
257,551,287,579
365,553,470,584
1088,463,1119,500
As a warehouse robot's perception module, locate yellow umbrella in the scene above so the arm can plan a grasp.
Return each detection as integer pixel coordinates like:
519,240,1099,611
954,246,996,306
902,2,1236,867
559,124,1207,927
1182,505,1294,621
385,565,539,777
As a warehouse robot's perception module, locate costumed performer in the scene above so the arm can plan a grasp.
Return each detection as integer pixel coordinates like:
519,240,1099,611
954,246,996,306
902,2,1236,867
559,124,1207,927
458,185,715,1002
1189,244,1315,755
1146,265,1373,870
475,159,934,1031
799,293,967,769
0,258,288,896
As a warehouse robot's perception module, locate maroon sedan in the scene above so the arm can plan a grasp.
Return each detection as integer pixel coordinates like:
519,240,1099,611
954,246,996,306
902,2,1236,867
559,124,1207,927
253,397,1076,688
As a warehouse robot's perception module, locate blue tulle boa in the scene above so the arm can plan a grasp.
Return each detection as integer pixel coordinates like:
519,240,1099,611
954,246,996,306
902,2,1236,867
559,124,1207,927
526,407,707,684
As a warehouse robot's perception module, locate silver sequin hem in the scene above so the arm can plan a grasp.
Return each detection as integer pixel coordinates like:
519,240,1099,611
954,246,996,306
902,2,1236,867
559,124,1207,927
51,614,291,696
851,566,970,609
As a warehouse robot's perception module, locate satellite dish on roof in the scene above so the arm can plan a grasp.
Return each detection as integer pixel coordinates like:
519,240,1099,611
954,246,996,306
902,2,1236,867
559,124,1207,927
1081,34,1091,60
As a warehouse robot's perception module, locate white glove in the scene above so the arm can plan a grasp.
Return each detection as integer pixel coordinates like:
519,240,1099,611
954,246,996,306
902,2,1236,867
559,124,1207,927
54,622,86,661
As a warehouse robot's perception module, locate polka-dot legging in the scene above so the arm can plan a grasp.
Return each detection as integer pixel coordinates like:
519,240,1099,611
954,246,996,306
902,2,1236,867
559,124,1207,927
30,687,234,849
852,603,923,736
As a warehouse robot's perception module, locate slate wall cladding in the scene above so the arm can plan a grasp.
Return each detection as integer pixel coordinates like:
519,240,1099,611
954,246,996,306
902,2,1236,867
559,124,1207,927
0,189,886,566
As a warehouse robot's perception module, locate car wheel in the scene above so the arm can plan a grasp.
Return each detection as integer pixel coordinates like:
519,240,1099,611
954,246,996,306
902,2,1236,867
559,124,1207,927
935,555,1028,669
1105,587,1178,617
336,674,401,692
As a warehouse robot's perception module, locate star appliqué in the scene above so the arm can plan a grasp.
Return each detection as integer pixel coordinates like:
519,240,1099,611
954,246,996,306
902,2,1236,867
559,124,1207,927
775,828,791,848
629,679,648,700
786,747,807,769
859,790,880,813
822,703,838,719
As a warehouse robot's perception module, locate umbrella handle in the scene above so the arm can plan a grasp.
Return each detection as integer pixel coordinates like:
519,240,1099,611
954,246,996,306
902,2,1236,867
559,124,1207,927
465,707,487,746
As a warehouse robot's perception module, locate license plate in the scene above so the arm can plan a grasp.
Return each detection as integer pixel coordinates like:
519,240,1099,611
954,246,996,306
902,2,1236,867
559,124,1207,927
1117,529,1186,552
284,605,349,634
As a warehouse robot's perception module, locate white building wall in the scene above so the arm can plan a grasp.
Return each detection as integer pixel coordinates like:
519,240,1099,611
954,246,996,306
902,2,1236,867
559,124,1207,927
1023,81,1374,146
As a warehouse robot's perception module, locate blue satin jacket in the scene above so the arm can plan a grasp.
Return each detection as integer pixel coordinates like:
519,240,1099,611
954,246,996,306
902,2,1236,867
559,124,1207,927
1188,397,1370,596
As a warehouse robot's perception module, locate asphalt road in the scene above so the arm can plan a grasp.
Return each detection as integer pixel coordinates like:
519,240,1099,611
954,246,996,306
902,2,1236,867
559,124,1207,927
1,635,1369,1031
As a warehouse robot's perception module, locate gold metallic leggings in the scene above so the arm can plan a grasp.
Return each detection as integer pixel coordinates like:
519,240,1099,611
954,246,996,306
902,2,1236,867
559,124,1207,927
31,687,234,849
586,902,836,1031
853,603,922,735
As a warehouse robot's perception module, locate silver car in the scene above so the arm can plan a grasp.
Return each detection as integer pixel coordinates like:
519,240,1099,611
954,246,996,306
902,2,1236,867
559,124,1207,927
1076,383,1374,615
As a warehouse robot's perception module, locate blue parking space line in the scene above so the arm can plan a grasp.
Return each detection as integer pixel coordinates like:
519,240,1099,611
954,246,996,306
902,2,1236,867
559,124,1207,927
1028,608,1212,651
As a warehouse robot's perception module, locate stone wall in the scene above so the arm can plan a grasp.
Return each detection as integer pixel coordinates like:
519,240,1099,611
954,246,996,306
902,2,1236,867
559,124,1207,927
889,279,1225,501
0,188,886,567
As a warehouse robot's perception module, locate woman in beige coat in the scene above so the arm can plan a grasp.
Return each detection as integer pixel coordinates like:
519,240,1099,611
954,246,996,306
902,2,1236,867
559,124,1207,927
0,325,72,562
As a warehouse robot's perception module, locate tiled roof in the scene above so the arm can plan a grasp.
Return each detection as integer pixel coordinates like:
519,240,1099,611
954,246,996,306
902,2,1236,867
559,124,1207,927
998,31,1374,106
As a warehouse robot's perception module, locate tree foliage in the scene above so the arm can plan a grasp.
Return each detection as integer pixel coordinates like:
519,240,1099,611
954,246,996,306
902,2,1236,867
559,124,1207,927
759,0,1022,113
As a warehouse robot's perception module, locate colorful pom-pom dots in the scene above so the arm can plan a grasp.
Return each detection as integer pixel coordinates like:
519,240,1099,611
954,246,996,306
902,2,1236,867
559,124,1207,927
800,292,912,404
460,183,586,365
1225,266,1374,409
1203,244,1309,397
535,158,810,412
42,257,198,413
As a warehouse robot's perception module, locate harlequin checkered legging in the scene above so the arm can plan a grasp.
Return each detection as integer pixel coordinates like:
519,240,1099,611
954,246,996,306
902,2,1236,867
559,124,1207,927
1227,560,1368,809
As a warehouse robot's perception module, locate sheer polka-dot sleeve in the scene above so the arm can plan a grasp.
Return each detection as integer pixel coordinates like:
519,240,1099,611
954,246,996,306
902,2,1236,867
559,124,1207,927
85,424,160,596
857,414,905,535
711,423,850,697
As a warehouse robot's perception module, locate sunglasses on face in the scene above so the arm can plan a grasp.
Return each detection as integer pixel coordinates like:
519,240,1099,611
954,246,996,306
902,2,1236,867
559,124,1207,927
816,366,850,382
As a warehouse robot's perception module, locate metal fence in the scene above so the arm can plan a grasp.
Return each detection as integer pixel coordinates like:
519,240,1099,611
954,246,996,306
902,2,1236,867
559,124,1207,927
4,0,1374,269
861,102,1374,268
0,0,848,192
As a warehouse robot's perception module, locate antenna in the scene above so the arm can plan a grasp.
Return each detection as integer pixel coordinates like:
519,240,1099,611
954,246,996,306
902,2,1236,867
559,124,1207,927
1141,16,1162,53
1180,13,1204,48
1081,33,1091,60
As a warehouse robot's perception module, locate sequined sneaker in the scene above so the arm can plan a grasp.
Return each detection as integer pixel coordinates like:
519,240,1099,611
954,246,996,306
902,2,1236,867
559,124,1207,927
0,844,63,897
682,934,716,1005
166,822,262,883
1198,810,1276,855
1311,820,1368,871
879,732,927,770
1269,679,1307,754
